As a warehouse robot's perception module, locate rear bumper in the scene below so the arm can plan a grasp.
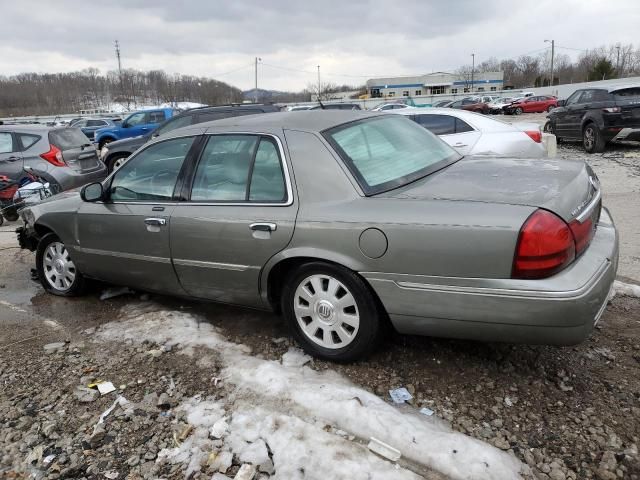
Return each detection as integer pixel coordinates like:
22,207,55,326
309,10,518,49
362,207,619,345
611,127,640,142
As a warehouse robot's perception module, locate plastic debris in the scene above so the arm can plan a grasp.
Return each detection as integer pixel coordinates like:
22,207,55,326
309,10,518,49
234,464,257,480
99,286,134,300
97,381,116,395
43,454,56,465
103,471,119,479
368,437,401,462
94,395,132,432
210,418,229,439
43,342,66,353
420,407,434,416
389,387,412,404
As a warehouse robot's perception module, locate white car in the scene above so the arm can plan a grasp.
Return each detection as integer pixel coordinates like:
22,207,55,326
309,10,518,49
370,102,410,111
388,107,546,158
287,105,314,111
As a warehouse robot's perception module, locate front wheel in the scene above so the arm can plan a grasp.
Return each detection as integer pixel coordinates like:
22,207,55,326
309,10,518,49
514,107,523,115
106,154,129,173
547,105,555,112
98,138,114,150
583,123,606,153
281,262,383,362
36,233,86,296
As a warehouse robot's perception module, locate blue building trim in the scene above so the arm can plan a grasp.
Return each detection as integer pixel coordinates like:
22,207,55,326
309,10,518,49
452,79,503,85
369,83,424,89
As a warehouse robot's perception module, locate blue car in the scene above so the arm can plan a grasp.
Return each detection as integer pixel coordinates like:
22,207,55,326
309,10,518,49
72,118,121,141
94,108,176,149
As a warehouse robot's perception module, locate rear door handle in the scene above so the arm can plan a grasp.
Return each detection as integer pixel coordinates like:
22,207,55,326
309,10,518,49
454,143,468,147
250,222,277,232
7,156,20,162
144,217,166,226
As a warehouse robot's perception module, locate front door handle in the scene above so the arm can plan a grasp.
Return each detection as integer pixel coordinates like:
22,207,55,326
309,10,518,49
144,217,166,226
454,143,468,147
250,222,277,232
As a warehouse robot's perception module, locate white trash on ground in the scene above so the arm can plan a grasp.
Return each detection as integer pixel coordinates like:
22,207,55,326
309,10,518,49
95,304,526,480
611,280,640,299
389,387,413,404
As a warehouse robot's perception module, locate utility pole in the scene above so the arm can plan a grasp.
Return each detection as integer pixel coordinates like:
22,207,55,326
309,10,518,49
317,65,321,101
470,53,475,93
254,57,261,104
545,39,555,86
616,45,621,77
114,40,128,110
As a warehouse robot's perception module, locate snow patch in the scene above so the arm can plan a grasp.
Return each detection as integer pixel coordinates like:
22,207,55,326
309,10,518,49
96,304,525,480
611,280,640,299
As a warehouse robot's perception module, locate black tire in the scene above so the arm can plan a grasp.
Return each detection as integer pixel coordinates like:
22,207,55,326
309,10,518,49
583,123,606,154
281,262,383,362
106,153,130,173
0,215,4,227
3,207,19,222
36,233,86,296
547,105,555,113
514,107,523,115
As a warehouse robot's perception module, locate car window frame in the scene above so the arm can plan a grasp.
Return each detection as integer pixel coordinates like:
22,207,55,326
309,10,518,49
565,90,584,106
16,133,41,151
104,134,202,204
412,114,456,136
181,132,294,207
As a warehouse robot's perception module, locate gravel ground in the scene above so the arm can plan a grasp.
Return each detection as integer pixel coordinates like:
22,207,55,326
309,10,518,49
0,140,639,480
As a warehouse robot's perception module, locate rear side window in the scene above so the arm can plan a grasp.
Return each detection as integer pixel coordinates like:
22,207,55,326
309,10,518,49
86,120,107,127
0,132,14,153
154,114,193,136
611,88,640,99
17,133,40,151
197,111,232,122
249,139,286,202
455,118,474,133
413,114,456,135
49,128,89,149
148,111,166,123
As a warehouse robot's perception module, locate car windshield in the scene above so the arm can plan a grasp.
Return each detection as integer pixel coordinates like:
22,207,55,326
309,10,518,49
325,115,461,195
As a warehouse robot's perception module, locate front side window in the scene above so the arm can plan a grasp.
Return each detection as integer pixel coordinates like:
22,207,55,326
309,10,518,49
149,111,167,123
109,136,195,202
565,91,583,106
0,132,14,154
325,116,460,195
126,112,146,127
190,135,286,203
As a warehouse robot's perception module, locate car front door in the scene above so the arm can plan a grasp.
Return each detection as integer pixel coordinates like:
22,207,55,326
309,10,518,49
0,132,23,183
565,90,593,139
554,91,582,137
75,135,199,293
169,133,297,307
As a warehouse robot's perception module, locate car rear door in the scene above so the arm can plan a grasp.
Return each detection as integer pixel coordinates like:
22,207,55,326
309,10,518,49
75,135,199,293
0,131,23,183
49,128,103,175
169,132,297,307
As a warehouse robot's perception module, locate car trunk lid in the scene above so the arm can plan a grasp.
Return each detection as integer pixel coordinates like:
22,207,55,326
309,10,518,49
48,128,102,173
379,156,599,223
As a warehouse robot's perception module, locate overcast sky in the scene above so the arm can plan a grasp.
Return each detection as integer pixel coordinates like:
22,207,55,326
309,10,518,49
1,0,638,92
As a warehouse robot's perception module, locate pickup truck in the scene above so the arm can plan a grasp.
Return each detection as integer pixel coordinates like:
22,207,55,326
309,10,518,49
93,108,175,149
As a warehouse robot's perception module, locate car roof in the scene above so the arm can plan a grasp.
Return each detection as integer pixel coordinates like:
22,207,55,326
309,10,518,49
0,124,55,132
607,84,640,93
386,107,518,132
197,110,384,133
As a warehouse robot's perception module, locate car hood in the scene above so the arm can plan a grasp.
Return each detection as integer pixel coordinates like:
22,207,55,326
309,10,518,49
380,156,599,222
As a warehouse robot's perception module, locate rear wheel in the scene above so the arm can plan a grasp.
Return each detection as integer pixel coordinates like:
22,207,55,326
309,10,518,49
281,262,383,362
583,123,606,153
36,233,86,296
106,153,129,173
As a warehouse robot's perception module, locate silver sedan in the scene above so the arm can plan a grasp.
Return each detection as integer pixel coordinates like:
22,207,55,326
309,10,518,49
17,111,617,362
389,107,547,158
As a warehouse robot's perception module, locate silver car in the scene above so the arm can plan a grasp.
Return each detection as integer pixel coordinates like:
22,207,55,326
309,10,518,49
389,107,546,157
17,112,618,362
0,124,107,192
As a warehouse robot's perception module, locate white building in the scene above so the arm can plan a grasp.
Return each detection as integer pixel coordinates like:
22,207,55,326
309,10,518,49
366,71,504,98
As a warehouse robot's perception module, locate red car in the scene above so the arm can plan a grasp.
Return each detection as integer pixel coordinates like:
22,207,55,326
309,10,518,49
504,96,558,115
448,98,489,114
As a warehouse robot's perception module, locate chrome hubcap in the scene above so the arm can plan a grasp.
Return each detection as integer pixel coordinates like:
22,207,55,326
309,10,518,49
294,274,360,349
585,128,594,149
113,157,127,170
43,242,76,291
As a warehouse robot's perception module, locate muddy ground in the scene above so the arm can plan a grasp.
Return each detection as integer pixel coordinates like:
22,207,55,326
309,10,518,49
0,140,639,480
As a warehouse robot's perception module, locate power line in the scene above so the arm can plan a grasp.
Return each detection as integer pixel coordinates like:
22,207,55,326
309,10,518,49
208,62,255,78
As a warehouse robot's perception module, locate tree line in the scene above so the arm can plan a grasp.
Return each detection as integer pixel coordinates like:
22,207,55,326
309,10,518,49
0,68,244,117
458,43,640,89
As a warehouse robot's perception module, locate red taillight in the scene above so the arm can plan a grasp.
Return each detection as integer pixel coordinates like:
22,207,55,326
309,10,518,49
524,130,542,143
569,217,594,255
512,210,575,279
40,144,65,166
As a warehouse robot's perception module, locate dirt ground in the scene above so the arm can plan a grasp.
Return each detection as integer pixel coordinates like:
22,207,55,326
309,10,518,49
0,140,639,480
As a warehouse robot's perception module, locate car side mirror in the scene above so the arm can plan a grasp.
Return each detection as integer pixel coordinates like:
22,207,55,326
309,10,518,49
557,100,566,107
81,182,104,202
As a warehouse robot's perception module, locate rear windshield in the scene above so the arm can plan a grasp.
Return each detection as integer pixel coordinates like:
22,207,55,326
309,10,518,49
611,88,640,99
324,115,460,195
49,128,90,149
